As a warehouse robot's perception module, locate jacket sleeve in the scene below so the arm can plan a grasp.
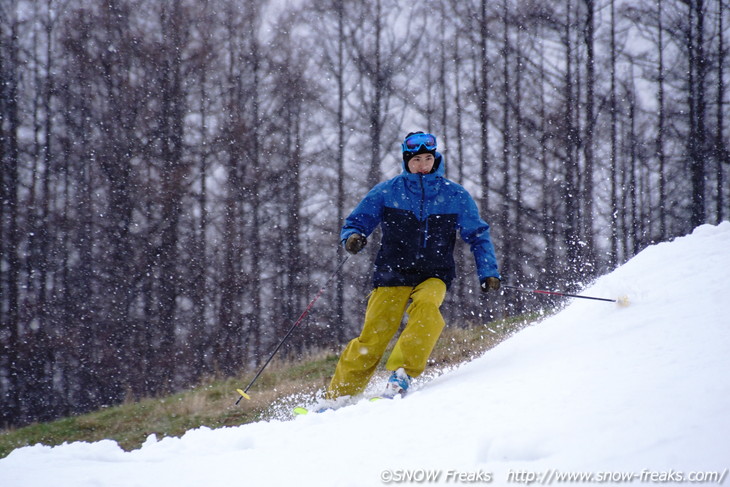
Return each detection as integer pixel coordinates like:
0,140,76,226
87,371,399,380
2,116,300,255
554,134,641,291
458,192,501,281
340,183,385,245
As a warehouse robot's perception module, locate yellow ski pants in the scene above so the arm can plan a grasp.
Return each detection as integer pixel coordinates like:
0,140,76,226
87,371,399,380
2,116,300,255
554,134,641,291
326,278,447,399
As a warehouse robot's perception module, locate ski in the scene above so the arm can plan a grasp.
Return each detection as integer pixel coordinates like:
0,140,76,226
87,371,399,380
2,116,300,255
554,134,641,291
293,396,384,415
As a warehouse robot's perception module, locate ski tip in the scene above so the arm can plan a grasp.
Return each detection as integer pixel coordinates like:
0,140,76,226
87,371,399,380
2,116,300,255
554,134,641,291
293,407,309,415
616,295,630,307
236,389,252,401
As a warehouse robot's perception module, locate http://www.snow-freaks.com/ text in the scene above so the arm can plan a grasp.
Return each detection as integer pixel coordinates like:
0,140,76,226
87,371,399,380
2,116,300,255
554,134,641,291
379,468,728,484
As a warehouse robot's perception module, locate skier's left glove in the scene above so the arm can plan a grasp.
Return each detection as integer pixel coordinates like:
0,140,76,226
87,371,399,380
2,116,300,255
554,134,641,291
480,277,501,293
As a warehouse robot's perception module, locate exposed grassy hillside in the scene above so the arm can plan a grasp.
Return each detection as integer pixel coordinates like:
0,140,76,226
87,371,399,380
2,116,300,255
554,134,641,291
0,313,542,458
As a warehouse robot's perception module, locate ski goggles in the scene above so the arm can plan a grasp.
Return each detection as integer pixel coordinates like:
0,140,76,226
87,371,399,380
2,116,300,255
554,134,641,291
402,133,437,153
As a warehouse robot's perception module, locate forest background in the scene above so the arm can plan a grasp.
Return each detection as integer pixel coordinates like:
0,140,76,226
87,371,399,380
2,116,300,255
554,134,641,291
1,0,728,428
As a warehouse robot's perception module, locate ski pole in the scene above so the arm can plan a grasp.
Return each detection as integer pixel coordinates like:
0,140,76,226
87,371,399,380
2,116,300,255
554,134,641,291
235,254,350,404
502,284,628,305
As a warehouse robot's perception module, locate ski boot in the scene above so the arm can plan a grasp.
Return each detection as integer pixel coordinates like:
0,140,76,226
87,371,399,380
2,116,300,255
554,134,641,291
381,368,411,399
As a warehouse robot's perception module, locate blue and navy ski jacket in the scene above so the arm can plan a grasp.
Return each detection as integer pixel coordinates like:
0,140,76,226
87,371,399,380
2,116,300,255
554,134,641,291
341,152,500,288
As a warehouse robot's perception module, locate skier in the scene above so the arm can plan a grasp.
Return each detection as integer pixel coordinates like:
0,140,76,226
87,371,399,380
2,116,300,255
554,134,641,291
325,131,501,404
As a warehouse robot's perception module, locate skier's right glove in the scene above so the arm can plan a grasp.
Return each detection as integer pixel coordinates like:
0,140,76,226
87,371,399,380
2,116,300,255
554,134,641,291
344,233,367,255
480,277,501,293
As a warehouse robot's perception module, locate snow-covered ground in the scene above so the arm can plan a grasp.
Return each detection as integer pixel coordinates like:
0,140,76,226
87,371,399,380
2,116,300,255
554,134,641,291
2,222,729,487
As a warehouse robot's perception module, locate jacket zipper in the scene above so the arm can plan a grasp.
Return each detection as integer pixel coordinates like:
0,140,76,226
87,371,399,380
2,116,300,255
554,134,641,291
420,175,428,248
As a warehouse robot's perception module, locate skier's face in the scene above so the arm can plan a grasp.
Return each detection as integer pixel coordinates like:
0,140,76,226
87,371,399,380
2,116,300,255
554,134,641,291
408,153,435,174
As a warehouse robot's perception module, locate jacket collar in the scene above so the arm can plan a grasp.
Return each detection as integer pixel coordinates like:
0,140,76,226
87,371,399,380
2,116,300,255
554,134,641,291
400,152,445,197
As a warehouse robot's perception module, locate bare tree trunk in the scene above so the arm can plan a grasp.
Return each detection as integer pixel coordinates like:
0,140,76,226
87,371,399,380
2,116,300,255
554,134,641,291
715,0,727,222
192,24,212,377
24,1,56,421
538,20,558,287
368,0,383,189
479,0,491,215
246,9,263,365
581,0,596,272
688,0,708,227
335,0,347,344
563,0,582,283
609,0,619,266
156,0,188,391
217,5,246,374
627,69,640,256
454,48,469,319
657,0,668,239
0,6,21,425
500,0,513,284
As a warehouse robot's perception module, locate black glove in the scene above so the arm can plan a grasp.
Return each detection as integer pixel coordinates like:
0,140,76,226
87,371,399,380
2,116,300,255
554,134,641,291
480,277,501,293
344,233,367,255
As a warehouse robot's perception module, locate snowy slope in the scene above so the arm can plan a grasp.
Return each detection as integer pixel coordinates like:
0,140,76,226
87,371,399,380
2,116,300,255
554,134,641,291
2,222,729,487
